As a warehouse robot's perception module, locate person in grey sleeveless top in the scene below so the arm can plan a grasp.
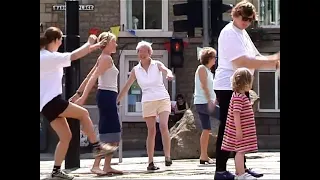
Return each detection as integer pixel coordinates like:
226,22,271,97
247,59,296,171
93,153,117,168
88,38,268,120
70,32,123,176
194,47,218,165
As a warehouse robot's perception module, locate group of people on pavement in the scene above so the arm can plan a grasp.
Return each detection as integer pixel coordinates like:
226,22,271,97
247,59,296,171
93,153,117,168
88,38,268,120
40,1,279,180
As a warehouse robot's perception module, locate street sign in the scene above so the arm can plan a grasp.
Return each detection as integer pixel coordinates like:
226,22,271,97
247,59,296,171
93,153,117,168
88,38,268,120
52,4,95,11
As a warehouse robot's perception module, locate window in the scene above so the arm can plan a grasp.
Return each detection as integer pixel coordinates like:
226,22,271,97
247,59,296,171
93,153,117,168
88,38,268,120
126,60,142,115
127,0,162,30
257,70,280,112
258,0,280,27
119,0,172,37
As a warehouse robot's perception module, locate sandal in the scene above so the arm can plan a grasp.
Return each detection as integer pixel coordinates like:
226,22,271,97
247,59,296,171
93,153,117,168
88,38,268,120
91,168,108,176
199,158,214,164
105,169,124,175
147,162,160,171
165,157,172,166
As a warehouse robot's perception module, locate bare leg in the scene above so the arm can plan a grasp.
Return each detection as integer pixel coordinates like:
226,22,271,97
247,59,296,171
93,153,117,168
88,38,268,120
59,102,98,143
92,157,102,169
50,118,74,179
103,155,123,174
50,117,72,167
200,129,210,160
158,111,171,159
59,102,118,156
144,117,157,164
103,143,123,174
235,152,245,175
91,157,106,175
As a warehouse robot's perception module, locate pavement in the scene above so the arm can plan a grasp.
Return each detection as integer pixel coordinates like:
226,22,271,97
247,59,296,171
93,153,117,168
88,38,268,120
40,152,280,179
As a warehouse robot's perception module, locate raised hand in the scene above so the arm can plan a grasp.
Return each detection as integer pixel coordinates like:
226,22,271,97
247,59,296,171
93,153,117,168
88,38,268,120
87,34,98,45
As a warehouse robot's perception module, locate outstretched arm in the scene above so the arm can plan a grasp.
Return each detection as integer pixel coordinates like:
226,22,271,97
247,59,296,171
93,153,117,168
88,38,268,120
222,32,279,70
80,56,112,101
70,35,106,61
117,69,137,103
77,61,98,94
232,52,280,70
69,61,98,102
156,60,173,78
41,35,103,72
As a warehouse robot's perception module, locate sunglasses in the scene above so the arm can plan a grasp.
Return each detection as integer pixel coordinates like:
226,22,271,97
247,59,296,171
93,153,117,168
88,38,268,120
241,16,253,22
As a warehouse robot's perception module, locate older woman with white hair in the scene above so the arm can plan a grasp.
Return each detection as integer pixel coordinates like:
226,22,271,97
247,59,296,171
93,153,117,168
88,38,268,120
117,41,174,170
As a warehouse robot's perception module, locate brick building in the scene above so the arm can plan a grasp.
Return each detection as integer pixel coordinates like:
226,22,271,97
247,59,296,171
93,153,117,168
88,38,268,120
40,0,280,151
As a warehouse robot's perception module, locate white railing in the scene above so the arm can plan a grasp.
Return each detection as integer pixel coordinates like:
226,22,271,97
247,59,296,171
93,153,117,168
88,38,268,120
117,105,123,163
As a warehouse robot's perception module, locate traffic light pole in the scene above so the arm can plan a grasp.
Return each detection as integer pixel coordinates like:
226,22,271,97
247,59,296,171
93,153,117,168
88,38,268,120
202,0,210,47
171,68,176,100
64,0,81,169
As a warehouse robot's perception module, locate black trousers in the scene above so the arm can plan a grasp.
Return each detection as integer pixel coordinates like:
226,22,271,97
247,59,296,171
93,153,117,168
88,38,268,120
214,90,249,172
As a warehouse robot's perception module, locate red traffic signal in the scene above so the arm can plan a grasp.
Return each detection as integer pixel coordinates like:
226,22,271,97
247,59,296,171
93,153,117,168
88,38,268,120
170,39,184,53
174,42,181,52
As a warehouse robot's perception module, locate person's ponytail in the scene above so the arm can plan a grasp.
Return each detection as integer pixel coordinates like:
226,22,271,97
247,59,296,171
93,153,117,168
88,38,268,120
40,35,48,50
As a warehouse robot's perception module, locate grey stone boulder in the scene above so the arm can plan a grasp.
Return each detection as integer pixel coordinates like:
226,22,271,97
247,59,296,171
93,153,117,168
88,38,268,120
170,103,220,160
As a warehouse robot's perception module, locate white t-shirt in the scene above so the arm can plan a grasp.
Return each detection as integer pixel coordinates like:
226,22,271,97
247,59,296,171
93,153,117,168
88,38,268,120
213,22,260,90
40,49,71,111
133,59,170,103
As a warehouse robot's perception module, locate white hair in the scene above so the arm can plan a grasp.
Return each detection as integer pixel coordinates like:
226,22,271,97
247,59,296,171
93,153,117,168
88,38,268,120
136,40,153,54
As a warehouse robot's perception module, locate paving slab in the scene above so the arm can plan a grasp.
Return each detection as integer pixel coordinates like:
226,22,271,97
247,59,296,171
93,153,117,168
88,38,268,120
40,152,280,179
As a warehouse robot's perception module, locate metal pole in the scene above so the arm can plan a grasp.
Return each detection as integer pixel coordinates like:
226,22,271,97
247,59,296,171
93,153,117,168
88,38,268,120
65,0,81,169
202,0,210,47
171,68,176,100
118,105,123,163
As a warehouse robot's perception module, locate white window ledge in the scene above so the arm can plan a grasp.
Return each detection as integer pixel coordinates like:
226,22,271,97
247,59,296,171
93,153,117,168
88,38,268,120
258,109,280,113
260,25,280,28
118,31,173,38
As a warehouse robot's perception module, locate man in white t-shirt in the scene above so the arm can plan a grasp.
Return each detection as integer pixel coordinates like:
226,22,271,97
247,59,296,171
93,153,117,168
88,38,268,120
212,1,280,180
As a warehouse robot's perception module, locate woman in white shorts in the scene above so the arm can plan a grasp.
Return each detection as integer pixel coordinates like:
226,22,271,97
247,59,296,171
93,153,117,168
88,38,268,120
117,41,174,170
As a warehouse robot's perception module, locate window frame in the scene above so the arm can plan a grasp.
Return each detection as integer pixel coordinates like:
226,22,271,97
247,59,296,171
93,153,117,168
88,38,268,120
119,0,172,38
257,70,280,112
257,0,280,28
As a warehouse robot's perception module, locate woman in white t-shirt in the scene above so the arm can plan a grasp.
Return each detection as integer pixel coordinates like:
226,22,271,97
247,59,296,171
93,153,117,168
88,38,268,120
40,27,118,180
212,1,280,180
117,41,174,171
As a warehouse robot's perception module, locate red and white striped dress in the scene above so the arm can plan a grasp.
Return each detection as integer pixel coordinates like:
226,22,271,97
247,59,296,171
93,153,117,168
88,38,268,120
221,92,258,153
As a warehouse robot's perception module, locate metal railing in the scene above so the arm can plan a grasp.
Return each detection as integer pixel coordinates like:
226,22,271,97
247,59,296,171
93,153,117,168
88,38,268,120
117,105,123,163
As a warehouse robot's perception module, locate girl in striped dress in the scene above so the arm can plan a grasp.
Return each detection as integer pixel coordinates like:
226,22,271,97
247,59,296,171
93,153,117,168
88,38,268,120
221,68,258,180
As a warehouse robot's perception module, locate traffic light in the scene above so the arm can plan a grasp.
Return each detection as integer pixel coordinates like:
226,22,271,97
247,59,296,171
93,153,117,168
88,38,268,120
173,0,202,37
170,38,184,68
211,0,233,37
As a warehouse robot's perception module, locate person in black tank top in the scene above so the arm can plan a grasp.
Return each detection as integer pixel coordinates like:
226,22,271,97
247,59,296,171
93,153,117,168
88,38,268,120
174,94,189,121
